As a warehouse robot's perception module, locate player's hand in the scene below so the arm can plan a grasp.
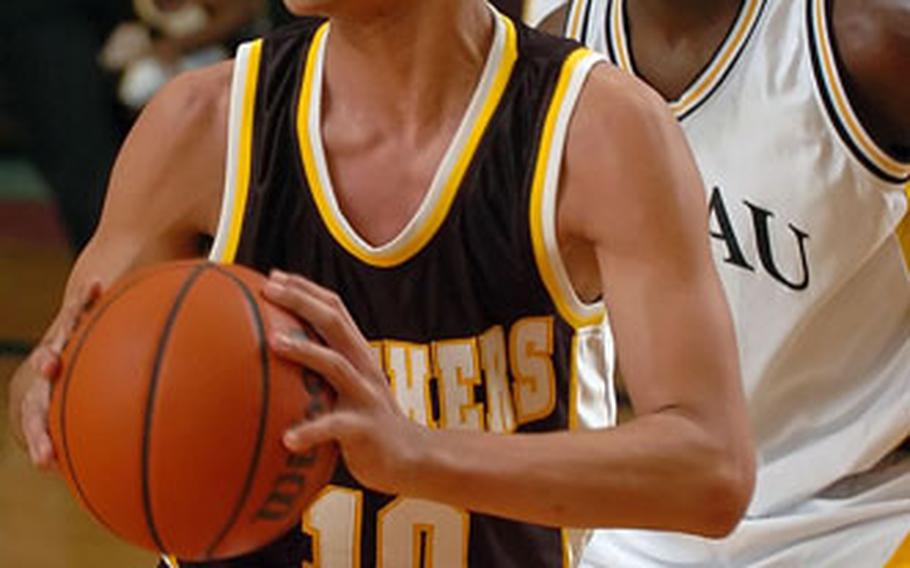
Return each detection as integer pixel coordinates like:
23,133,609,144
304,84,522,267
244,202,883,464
13,282,102,469
263,270,427,495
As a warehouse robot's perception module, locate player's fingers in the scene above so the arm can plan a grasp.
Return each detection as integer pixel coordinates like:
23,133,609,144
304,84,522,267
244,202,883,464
49,302,82,353
282,413,343,453
42,279,103,362
29,345,61,380
270,329,362,399
266,273,379,373
263,278,362,356
22,387,55,468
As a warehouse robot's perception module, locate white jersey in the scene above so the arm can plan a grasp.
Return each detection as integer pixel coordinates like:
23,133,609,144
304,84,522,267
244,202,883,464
567,0,910,565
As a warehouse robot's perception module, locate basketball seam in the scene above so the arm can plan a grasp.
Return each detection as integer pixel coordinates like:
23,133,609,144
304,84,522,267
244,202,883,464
141,263,211,555
58,277,153,539
203,265,272,559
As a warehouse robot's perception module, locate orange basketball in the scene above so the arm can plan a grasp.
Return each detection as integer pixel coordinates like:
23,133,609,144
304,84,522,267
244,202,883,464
48,260,337,561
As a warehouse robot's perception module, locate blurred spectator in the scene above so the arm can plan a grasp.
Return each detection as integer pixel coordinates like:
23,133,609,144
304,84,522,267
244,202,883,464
102,0,265,109
0,1,263,250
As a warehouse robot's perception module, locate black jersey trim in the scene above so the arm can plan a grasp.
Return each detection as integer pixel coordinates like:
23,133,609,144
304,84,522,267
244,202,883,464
603,0,618,65
565,0,591,41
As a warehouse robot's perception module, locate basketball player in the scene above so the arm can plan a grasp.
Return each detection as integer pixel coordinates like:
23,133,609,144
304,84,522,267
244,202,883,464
8,0,756,565
552,0,910,565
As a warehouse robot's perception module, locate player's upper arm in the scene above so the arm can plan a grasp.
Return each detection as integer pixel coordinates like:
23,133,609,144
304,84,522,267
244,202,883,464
560,64,748,439
69,61,233,293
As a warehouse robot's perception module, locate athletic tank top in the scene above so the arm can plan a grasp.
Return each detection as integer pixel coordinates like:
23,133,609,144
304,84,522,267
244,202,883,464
567,0,910,517
201,9,614,568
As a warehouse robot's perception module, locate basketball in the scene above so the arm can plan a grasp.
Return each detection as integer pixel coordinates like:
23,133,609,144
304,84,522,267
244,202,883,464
47,260,337,561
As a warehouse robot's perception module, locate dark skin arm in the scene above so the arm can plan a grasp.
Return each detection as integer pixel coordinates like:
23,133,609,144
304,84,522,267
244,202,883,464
833,0,910,159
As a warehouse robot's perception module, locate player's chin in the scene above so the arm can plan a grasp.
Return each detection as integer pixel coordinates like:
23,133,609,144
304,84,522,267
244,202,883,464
283,0,390,18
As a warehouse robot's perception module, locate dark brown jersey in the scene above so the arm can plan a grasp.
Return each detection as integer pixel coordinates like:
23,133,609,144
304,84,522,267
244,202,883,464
172,9,613,568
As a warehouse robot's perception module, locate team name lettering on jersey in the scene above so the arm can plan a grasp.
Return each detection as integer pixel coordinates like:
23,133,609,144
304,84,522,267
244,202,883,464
367,316,558,432
708,186,811,291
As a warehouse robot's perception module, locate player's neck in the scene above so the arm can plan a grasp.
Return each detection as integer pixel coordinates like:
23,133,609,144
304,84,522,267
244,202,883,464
625,0,742,101
322,0,493,141
628,0,742,43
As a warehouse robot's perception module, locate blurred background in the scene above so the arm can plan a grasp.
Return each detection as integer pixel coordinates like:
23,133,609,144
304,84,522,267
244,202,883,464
0,0,562,566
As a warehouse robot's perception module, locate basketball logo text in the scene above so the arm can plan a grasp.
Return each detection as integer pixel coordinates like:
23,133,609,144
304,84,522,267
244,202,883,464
254,374,332,522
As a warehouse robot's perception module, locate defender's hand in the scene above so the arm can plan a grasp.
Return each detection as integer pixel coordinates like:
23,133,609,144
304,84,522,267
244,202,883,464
263,271,426,496
12,282,102,469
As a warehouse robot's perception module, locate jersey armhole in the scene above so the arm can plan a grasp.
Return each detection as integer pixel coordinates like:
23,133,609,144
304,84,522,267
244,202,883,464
806,0,910,185
528,48,607,330
209,39,264,264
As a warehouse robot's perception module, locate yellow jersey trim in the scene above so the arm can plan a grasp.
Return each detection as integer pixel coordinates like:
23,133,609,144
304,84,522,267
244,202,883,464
898,185,910,273
609,0,633,73
529,48,606,329
561,527,572,567
610,0,765,119
297,15,518,268
566,0,588,40
568,334,580,430
216,39,263,264
809,0,910,183
885,530,910,568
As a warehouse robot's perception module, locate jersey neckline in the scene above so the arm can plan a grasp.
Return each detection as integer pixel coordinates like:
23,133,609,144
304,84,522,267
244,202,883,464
295,10,518,269
608,0,767,121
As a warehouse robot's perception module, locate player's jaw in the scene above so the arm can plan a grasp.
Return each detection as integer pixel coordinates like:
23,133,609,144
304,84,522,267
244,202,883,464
283,0,382,17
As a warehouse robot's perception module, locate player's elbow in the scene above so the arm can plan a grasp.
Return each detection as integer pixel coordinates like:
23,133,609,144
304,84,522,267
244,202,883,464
690,436,755,538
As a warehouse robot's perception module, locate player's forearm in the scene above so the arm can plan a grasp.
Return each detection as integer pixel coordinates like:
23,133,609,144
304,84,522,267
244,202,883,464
398,410,754,537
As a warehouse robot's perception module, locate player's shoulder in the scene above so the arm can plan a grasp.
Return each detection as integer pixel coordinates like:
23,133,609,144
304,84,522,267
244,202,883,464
570,61,678,167
559,61,700,240
145,60,234,142
104,61,236,237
